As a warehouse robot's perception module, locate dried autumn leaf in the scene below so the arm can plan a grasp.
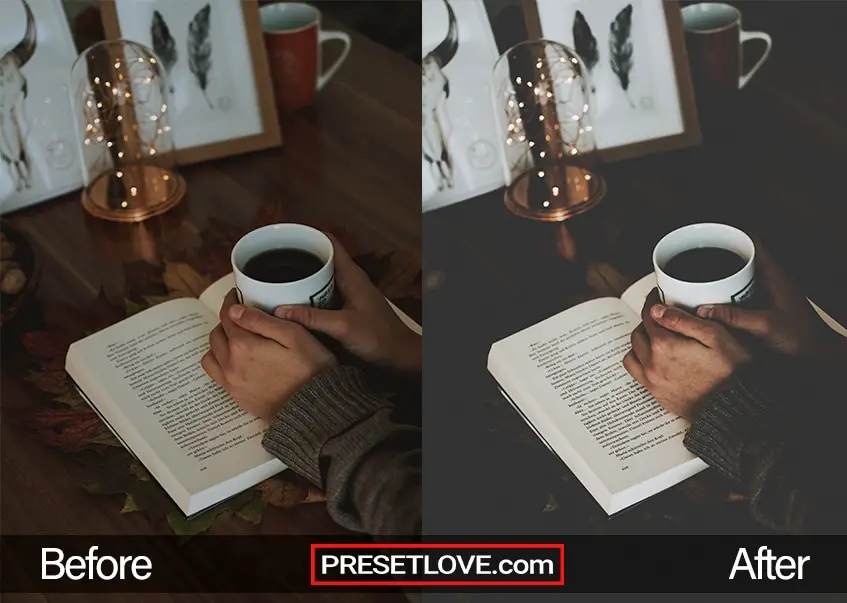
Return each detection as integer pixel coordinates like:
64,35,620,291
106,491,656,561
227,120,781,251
122,261,168,299
124,298,147,317
163,262,211,298
54,392,85,408
42,289,124,336
184,251,233,284
87,428,122,448
129,461,151,482
166,489,256,538
22,330,76,361
16,407,105,453
257,475,326,508
161,219,203,258
25,370,70,395
121,494,140,514
235,491,266,525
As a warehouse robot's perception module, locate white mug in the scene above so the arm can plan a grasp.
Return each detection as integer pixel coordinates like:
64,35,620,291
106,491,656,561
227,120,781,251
653,223,755,311
231,223,335,313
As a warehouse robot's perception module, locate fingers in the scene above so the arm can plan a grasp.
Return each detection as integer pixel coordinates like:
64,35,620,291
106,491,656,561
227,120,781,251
650,303,720,347
274,305,352,341
208,324,229,366
219,289,241,337
623,349,649,388
630,324,652,365
697,304,772,338
201,350,227,386
640,288,666,339
228,302,308,347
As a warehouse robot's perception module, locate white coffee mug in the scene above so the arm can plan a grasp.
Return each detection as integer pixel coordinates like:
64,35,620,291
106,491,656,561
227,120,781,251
653,223,755,311
231,223,335,313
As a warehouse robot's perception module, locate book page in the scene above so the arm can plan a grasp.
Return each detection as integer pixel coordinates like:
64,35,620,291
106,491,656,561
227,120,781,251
621,272,847,338
67,298,282,509
489,297,699,497
200,273,423,335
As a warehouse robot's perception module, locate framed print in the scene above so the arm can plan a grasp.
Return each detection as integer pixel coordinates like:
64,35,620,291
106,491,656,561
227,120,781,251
422,0,504,212
523,0,700,162
100,0,281,165
0,0,84,215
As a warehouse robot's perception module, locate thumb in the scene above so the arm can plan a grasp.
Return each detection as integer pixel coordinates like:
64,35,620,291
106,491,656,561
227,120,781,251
697,304,772,338
274,304,351,340
650,303,722,347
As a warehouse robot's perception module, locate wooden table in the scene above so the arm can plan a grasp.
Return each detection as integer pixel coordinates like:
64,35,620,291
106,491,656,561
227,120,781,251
1,18,418,603
423,1,847,535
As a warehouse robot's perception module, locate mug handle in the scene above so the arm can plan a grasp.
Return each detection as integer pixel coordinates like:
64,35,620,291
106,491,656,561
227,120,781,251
739,30,772,89
317,30,351,91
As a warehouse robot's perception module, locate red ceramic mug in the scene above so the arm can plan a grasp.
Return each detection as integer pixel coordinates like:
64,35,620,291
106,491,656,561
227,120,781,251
260,2,351,110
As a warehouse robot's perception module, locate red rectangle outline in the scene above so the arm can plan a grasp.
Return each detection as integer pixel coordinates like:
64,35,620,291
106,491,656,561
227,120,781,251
310,543,565,587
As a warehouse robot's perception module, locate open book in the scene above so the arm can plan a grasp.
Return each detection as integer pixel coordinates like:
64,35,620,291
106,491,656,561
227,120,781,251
488,273,846,516
66,274,421,517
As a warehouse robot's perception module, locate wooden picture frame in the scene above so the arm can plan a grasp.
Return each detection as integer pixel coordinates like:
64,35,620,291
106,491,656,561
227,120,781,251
0,0,84,215
521,0,700,163
100,0,281,166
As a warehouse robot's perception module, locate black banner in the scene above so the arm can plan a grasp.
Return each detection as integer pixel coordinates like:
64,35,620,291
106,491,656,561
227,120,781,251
1,535,844,593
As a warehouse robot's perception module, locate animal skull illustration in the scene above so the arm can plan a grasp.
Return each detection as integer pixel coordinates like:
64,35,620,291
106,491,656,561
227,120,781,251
422,0,458,192
0,0,36,192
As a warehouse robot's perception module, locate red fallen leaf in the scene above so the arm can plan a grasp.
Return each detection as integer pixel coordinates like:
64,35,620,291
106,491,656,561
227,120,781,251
184,251,233,284
162,262,211,298
122,261,168,300
257,475,326,508
25,370,71,395
42,289,124,337
22,330,76,361
15,407,106,454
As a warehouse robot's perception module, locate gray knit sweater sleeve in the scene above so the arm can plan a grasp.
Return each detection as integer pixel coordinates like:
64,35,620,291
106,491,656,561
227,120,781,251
262,365,421,536
683,365,846,534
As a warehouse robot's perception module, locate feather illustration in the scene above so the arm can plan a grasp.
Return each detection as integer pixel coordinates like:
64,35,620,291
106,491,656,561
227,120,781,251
188,3,213,108
572,10,598,92
609,4,635,108
150,10,177,95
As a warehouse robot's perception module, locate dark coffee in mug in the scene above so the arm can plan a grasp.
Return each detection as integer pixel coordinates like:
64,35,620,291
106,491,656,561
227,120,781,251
663,247,746,283
242,248,325,283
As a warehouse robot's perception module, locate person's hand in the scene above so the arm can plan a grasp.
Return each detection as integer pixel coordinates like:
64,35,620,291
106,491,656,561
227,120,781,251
696,242,841,358
623,289,751,419
273,235,421,373
201,289,337,422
